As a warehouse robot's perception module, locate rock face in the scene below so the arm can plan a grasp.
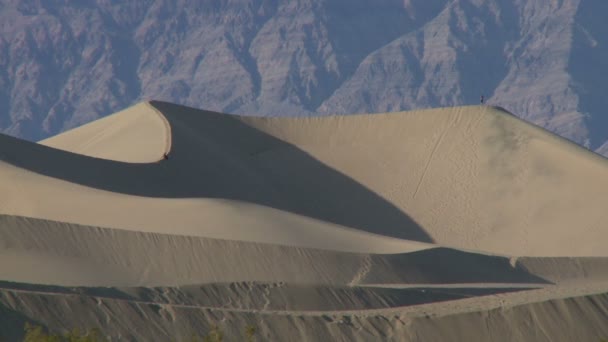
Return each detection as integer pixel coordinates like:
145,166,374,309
1,0,607,154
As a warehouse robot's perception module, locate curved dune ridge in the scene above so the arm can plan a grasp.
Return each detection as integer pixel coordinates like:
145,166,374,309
2,101,608,341
40,103,171,163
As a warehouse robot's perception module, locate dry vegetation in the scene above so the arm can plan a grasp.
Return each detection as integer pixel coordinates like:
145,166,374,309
21,323,256,342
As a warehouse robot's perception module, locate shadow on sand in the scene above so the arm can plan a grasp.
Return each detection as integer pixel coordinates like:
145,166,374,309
0,101,432,242
371,248,551,284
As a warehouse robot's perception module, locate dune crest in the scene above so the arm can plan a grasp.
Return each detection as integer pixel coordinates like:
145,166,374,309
40,102,171,163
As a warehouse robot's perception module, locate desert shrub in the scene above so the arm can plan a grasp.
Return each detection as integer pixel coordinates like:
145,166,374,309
23,323,255,342
187,325,223,342
244,325,256,342
23,323,106,342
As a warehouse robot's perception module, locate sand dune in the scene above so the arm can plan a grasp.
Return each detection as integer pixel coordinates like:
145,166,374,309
27,101,608,256
1,101,608,340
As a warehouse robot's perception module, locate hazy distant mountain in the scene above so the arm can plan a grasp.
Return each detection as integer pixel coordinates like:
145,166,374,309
1,0,607,155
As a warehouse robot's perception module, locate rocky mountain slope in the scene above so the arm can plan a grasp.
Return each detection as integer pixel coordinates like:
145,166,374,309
1,0,607,154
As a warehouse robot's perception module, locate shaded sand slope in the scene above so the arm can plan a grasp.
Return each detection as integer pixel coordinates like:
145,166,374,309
0,215,546,287
1,280,608,341
29,101,608,256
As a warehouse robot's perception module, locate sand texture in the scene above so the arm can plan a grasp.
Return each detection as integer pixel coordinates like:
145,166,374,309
0,102,607,341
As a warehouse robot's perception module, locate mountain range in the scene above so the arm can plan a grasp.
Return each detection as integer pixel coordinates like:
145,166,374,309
1,0,607,155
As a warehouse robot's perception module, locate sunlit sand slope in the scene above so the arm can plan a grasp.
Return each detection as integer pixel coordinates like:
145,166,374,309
238,105,608,257
40,102,170,163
